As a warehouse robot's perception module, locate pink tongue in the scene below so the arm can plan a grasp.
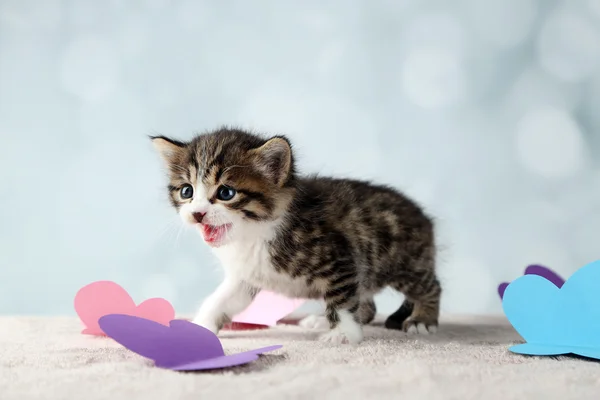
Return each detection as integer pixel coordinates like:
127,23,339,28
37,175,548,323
203,225,224,242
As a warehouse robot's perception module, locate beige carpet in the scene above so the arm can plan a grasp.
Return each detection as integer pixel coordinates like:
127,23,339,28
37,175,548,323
1,315,599,400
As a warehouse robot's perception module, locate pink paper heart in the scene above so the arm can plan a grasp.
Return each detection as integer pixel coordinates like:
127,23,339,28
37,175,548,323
232,290,305,326
74,281,175,336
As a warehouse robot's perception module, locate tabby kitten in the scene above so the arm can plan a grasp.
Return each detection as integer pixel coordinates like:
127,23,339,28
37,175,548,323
151,127,441,344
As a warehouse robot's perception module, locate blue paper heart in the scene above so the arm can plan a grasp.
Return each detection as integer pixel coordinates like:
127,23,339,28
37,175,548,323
503,259,600,359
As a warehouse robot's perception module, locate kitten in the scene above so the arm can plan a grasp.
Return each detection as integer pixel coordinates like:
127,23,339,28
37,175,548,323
151,127,441,344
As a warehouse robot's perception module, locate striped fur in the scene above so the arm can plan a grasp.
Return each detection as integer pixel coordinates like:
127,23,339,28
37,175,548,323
152,127,441,343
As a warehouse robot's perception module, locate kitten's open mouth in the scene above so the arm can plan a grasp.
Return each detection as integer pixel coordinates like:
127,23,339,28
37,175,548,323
200,224,232,246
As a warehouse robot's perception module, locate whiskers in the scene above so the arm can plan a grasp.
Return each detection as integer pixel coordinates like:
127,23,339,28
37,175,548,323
124,215,188,260
173,221,186,250
154,215,187,250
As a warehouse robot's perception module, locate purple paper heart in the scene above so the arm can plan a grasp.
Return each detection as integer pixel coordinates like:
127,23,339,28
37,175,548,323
98,314,282,371
498,264,565,300
524,264,565,288
498,282,509,299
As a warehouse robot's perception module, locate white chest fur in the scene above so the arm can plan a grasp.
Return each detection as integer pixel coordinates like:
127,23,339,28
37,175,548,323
211,223,310,298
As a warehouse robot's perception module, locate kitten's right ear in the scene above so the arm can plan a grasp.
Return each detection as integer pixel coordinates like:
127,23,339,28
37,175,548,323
150,136,186,166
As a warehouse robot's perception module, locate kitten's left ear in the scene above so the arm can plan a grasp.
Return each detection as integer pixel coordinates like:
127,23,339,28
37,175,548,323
250,137,292,186
150,135,186,166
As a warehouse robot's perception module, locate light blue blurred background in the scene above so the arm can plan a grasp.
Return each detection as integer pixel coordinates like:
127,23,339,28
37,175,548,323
1,0,600,316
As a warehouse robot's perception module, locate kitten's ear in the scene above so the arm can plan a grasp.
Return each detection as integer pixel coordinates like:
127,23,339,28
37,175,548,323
150,136,186,166
250,137,292,186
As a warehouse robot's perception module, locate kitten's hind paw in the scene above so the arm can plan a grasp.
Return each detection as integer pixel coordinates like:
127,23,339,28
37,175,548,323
299,315,329,330
402,318,438,335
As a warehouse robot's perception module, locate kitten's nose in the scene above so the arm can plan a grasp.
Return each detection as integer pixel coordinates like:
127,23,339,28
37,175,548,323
192,212,206,223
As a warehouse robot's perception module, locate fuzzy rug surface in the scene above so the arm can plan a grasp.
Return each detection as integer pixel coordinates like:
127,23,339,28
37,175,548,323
1,315,599,400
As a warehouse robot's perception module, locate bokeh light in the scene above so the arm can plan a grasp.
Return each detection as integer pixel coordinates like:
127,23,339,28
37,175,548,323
3,0,600,316
402,47,466,108
465,0,538,48
537,8,600,82
516,107,587,179
0,0,62,30
401,13,466,108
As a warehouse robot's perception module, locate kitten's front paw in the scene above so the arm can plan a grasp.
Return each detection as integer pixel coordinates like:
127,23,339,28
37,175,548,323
319,326,363,345
402,318,438,335
299,315,329,330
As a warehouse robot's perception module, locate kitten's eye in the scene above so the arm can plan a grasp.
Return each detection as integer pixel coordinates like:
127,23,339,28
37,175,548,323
216,185,236,201
180,184,194,199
